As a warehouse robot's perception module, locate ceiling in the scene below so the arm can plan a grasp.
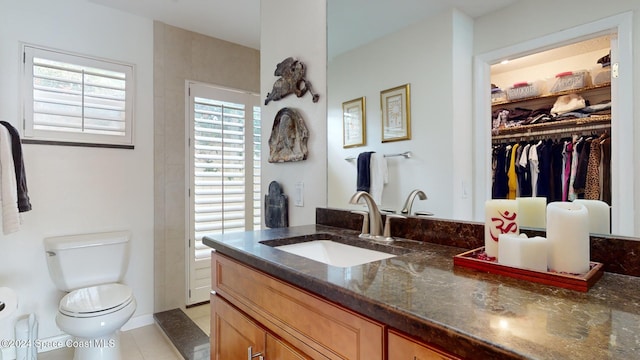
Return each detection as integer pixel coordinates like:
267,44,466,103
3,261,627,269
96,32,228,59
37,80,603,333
491,35,612,75
87,0,519,56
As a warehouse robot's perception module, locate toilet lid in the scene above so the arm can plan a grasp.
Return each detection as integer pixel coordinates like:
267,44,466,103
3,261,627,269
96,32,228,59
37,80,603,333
59,284,133,316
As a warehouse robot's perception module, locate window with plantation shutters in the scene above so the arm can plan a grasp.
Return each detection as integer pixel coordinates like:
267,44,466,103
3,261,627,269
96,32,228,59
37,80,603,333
22,44,134,148
188,82,260,304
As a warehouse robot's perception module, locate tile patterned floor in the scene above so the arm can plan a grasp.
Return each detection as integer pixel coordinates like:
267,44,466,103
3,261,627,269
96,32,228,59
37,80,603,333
36,304,210,360
183,303,210,336
38,324,184,359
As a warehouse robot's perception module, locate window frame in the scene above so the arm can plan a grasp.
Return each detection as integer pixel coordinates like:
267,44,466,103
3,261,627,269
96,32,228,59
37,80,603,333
21,43,135,148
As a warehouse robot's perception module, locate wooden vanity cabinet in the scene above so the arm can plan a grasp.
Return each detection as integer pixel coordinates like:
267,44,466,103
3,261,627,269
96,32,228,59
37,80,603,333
211,294,266,359
211,294,310,359
266,333,311,360
211,252,384,360
387,330,460,360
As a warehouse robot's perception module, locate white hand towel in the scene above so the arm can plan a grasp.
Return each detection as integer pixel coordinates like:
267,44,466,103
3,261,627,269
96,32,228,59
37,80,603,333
369,153,388,205
0,125,20,234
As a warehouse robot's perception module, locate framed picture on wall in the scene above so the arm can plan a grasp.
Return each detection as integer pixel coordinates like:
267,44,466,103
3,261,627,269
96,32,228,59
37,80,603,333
342,96,366,148
380,84,411,142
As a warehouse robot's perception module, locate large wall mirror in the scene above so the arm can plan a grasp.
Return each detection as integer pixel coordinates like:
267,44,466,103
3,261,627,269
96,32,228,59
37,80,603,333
326,1,638,238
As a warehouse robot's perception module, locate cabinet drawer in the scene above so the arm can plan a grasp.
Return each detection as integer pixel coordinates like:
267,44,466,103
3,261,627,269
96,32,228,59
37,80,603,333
212,253,383,360
388,330,460,360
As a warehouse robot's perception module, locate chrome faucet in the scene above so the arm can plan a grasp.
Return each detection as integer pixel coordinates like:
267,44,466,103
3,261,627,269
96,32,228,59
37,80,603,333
401,189,427,215
349,191,383,237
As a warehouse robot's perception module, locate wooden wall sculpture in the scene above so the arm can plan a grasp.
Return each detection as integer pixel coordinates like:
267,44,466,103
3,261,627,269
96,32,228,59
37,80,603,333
268,107,309,163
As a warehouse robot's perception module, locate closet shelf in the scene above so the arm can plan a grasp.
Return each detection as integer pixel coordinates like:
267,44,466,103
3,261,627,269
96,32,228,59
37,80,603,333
492,82,611,107
491,115,611,142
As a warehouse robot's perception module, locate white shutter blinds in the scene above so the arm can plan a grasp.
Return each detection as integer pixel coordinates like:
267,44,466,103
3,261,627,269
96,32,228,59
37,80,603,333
252,106,262,228
23,44,134,147
193,97,249,238
188,83,260,304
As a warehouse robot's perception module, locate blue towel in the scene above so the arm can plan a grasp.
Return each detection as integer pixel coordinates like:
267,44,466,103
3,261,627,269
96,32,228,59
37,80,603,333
356,151,374,192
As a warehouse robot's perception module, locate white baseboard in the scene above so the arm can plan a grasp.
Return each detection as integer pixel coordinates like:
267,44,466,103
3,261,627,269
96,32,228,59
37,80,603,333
36,333,73,353
121,313,155,332
35,314,155,355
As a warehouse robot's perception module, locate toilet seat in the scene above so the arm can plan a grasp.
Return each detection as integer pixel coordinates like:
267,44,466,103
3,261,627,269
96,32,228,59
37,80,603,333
59,284,133,318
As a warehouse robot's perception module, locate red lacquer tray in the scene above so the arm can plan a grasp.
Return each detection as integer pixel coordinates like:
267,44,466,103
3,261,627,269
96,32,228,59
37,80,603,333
453,247,604,292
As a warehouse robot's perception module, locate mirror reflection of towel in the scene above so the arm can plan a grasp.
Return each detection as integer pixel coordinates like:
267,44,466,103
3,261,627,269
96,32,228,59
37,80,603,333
369,153,388,204
356,151,374,192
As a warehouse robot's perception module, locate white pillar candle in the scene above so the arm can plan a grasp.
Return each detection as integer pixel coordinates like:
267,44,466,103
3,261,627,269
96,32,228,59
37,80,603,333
498,233,548,272
484,200,519,259
516,197,547,228
573,199,610,234
546,202,590,274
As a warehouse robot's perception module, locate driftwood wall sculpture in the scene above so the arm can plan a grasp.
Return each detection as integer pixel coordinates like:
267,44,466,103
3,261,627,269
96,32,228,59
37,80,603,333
268,107,309,163
265,57,320,105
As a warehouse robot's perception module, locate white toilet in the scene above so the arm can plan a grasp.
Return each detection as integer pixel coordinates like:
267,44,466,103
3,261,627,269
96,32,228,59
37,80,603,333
44,231,137,360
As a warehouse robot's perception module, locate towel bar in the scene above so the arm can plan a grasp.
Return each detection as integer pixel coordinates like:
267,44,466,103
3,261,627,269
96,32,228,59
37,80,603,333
345,151,411,161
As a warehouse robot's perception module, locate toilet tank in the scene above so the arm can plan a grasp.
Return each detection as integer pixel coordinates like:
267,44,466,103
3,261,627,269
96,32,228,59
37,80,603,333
44,231,131,292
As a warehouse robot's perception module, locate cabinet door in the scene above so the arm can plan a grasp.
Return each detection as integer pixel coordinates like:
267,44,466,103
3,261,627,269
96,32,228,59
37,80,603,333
266,333,312,360
211,294,265,360
212,253,384,359
388,330,460,360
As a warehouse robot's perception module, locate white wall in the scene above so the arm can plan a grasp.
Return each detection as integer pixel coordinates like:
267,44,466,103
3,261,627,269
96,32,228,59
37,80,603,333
327,9,474,219
0,0,154,347
261,0,327,226
475,0,640,235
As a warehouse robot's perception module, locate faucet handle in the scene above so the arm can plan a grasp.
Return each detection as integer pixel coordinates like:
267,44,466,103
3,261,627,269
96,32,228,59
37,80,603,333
351,210,369,236
383,214,407,240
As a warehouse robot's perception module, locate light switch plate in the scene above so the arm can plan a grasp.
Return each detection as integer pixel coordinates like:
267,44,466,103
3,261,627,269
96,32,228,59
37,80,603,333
294,182,304,206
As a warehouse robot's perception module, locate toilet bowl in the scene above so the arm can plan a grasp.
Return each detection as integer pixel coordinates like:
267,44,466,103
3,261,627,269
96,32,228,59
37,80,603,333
44,231,136,360
56,284,136,360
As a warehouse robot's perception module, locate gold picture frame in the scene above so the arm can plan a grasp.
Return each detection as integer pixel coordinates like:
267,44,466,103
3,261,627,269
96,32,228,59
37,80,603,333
342,96,366,148
380,84,411,142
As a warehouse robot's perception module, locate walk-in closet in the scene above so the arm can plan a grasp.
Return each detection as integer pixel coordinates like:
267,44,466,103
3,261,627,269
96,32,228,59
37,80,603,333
489,35,613,208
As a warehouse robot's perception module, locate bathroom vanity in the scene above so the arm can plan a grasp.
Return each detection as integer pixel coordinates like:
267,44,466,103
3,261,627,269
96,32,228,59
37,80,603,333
203,219,640,359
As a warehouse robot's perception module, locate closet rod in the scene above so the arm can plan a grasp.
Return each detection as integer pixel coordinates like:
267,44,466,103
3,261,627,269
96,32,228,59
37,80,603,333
492,123,611,143
344,151,412,161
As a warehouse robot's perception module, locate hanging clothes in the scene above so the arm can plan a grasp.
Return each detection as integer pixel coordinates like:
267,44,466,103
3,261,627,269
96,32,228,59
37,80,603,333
492,145,509,198
562,140,573,201
585,133,606,200
507,143,520,199
568,136,582,201
491,130,611,206
529,141,541,197
536,140,552,199
573,137,592,197
549,140,564,202
517,143,532,197
600,136,612,204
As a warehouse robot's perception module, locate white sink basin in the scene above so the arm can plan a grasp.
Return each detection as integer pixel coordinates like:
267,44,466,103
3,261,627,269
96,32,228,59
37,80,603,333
275,240,396,267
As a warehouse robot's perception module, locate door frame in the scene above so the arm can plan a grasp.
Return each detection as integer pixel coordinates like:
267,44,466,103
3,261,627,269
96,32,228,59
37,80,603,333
185,80,260,305
472,12,634,236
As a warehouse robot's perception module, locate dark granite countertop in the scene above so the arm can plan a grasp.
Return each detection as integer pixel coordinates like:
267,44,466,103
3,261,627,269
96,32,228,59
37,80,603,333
203,224,640,360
